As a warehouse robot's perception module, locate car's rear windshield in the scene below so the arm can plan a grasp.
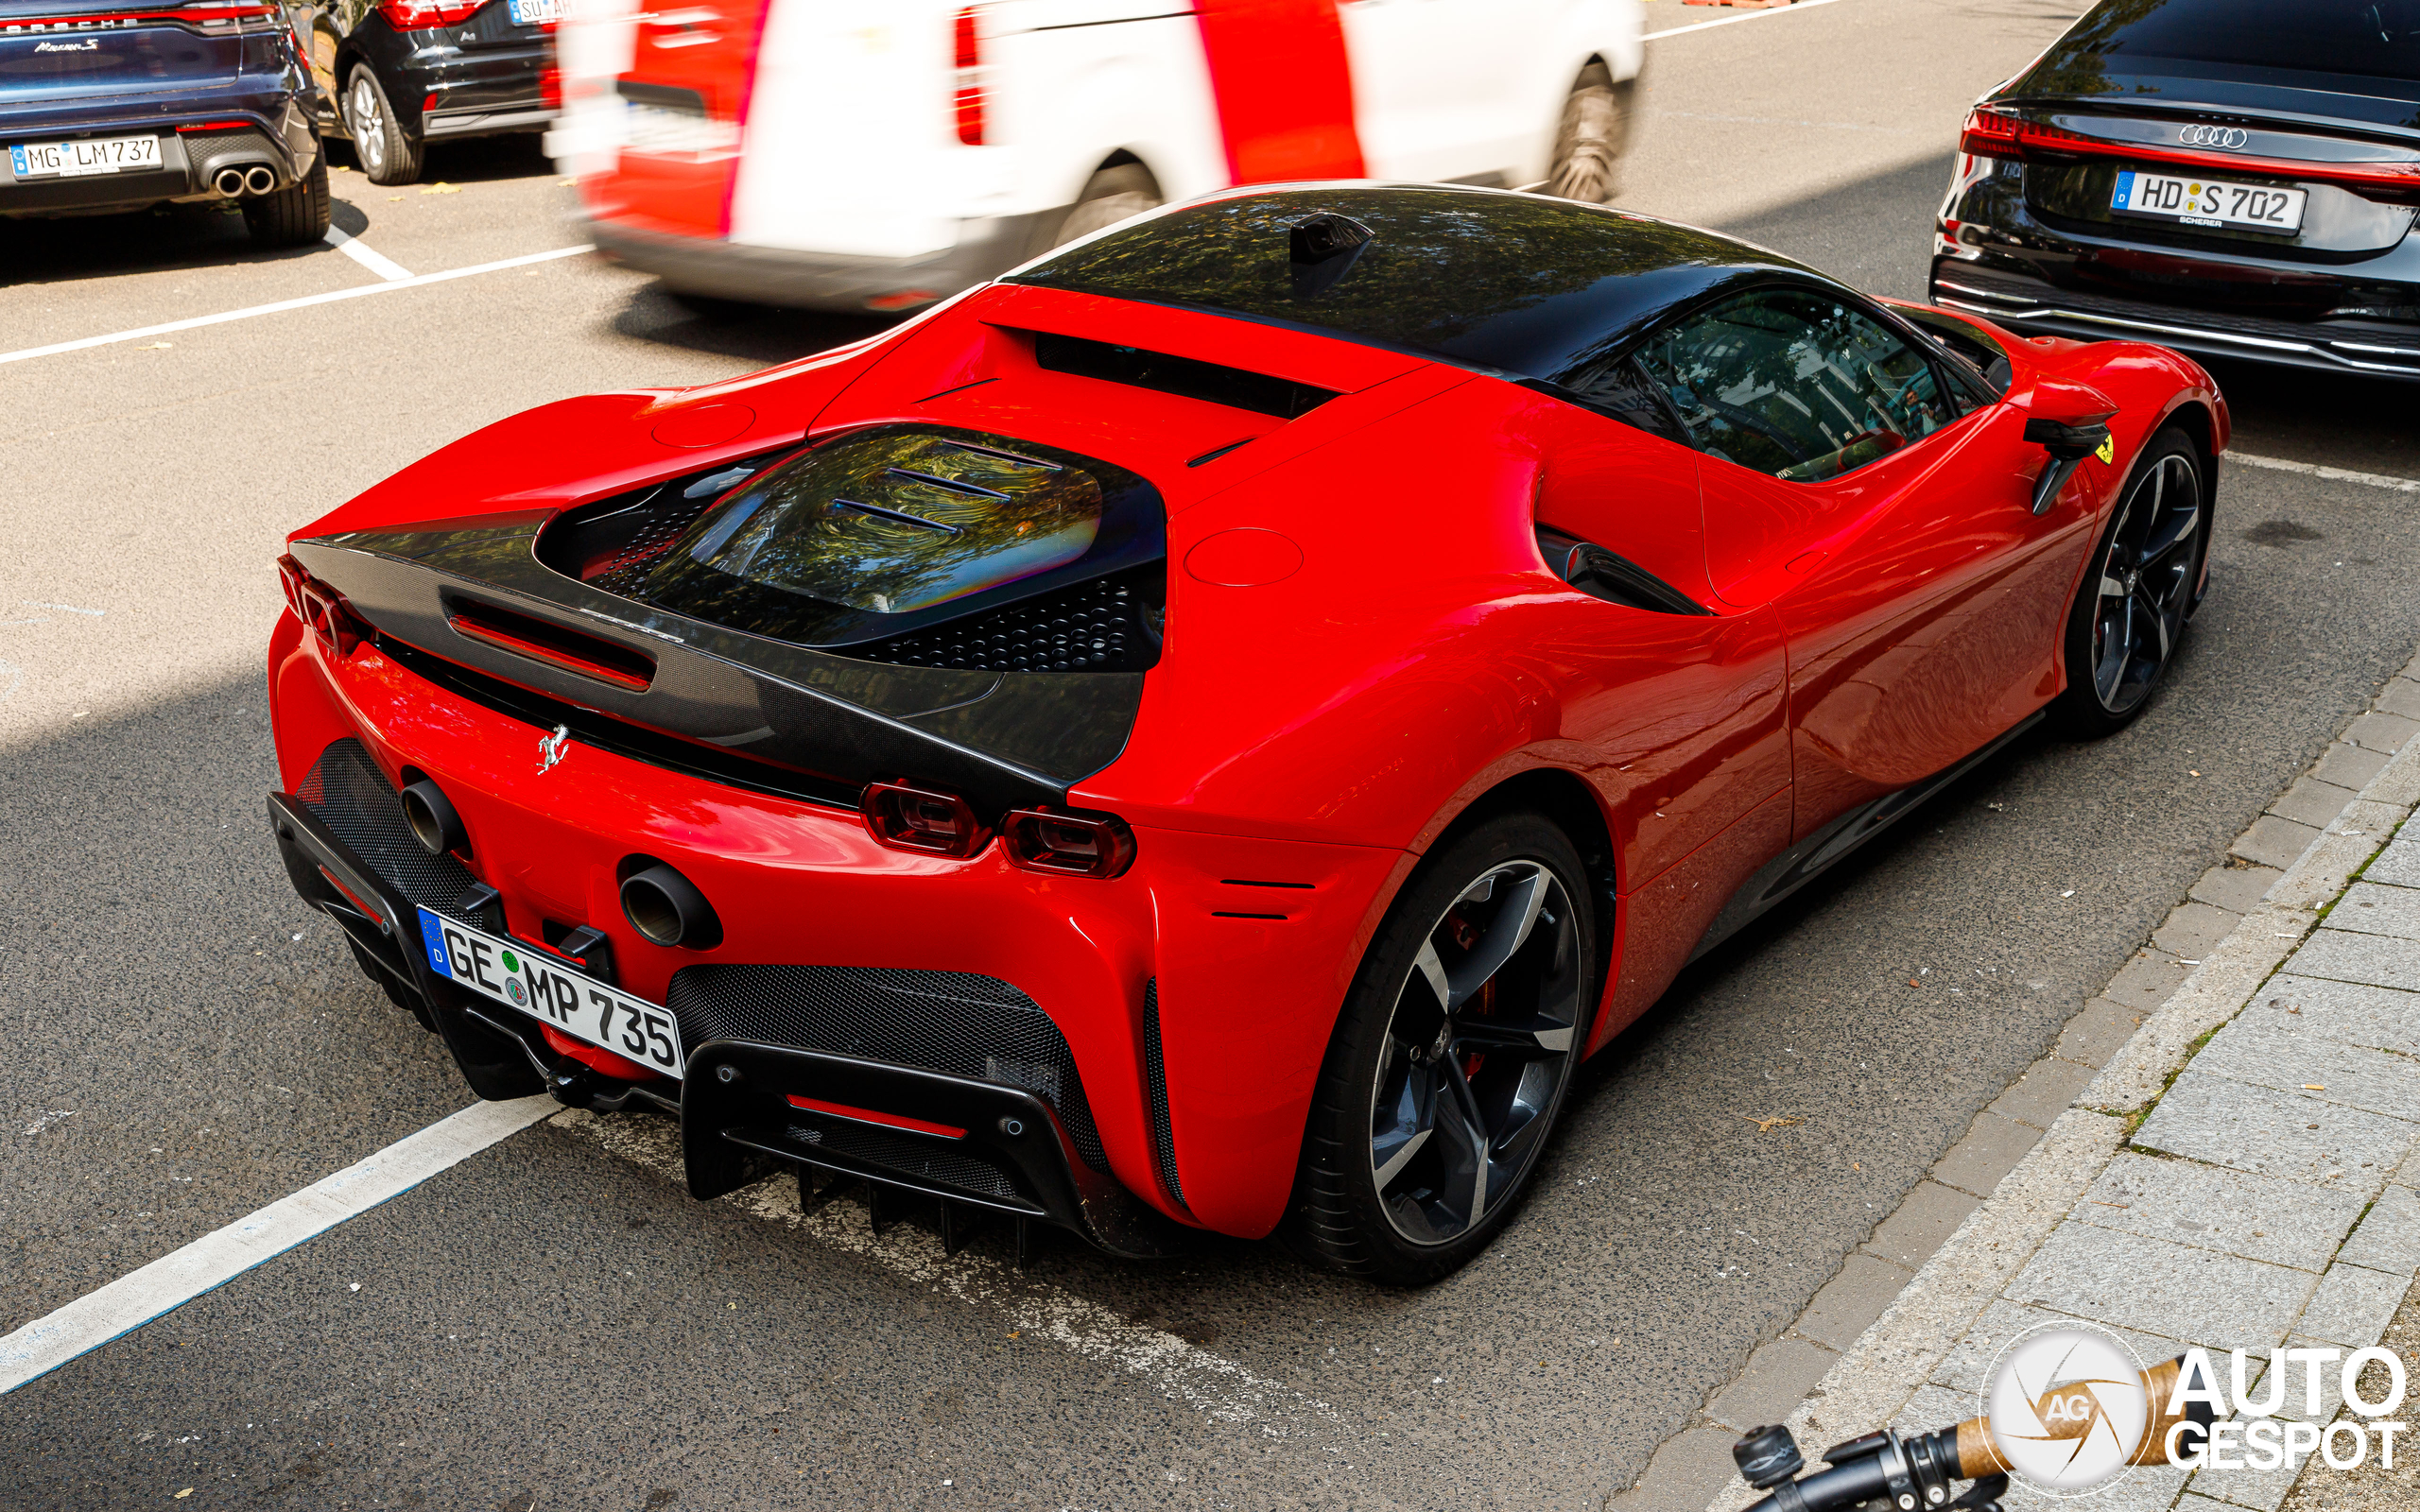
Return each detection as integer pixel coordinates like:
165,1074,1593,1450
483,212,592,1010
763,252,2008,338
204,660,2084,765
2048,0,2420,86
1007,187,1800,393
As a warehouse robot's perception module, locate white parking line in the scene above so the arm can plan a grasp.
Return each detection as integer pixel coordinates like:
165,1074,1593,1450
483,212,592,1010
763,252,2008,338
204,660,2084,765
1646,0,1847,42
0,1095,553,1395
2230,451,2420,493
0,244,590,369
323,225,413,283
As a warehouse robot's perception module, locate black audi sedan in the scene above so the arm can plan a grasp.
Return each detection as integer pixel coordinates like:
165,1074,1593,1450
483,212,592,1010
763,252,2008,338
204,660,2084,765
1930,0,2420,381
301,0,553,186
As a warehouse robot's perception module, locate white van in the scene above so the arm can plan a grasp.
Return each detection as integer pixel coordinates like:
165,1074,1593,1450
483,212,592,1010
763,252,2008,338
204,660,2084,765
547,0,1643,311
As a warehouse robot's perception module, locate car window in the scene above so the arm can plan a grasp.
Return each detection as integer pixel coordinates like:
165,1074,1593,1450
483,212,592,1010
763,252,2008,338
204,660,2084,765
1632,288,1958,484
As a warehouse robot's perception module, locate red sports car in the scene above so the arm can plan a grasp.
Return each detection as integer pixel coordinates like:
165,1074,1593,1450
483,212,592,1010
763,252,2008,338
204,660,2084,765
268,184,2223,1282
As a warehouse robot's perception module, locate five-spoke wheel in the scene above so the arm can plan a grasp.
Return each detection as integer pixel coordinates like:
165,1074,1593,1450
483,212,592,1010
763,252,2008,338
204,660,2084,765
1289,812,1598,1283
2057,425,2208,735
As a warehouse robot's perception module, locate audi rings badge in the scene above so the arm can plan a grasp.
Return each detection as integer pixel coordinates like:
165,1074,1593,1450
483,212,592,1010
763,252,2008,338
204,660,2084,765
537,723,571,775
2179,124,2250,150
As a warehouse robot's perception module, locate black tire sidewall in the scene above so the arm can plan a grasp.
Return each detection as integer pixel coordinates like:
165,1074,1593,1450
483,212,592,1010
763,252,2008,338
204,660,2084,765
1294,811,1599,1284
346,64,423,185
2053,424,2206,738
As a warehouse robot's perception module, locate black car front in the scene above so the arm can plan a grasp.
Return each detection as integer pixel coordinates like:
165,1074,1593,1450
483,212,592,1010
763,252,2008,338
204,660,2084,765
1930,0,2420,380
0,0,321,218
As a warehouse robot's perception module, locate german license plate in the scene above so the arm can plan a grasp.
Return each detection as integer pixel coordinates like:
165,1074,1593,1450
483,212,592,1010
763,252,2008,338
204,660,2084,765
9,133,162,180
2113,169,2306,233
508,0,561,25
416,906,684,1078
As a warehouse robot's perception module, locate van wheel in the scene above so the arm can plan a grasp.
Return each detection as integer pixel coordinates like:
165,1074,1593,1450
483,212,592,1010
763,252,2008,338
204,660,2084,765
346,64,423,185
244,149,332,247
1285,811,1598,1285
1546,64,1632,203
1051,163,1160,249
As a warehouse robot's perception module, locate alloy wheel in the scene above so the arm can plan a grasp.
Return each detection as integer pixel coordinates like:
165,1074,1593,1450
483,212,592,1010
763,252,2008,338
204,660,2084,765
1547,83,1621,202
349,76,387,175
2088,452,2202,715
1368,859,1583,1246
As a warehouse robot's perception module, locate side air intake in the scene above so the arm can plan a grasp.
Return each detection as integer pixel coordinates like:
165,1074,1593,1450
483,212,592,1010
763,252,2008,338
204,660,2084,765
1141,978,1186,1209
1031,331,1339,420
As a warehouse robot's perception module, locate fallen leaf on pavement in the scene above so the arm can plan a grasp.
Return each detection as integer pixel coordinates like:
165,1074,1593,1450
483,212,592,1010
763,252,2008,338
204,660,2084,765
422,181,461,195
1733,1113,1803,1133
134,342,172,351
2305,1084,2326,1091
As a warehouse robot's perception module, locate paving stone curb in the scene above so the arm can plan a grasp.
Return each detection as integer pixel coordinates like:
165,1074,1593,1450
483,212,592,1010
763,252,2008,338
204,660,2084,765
1605,649,2420,1512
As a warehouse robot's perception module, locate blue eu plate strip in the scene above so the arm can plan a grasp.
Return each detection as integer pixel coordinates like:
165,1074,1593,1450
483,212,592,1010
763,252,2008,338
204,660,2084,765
419,908,453,977
2113,170,2135,210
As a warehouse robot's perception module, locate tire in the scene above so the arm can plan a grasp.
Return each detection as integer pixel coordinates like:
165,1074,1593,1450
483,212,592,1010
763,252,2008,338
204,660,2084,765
1050,163,1160,249
1545,64,1633,204
243,147,332,247
1285,810,1599,1285
2050,424,2209,739
344,63,423,185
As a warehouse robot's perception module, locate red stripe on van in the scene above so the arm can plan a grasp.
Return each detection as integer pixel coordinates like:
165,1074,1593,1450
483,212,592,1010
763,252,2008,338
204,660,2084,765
1195,0,1365,183
596,0,773,239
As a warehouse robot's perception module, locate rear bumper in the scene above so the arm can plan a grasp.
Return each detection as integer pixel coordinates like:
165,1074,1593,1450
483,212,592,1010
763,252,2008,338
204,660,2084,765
1931,260,2420,380
0,112,314,215
268,774,1188,1258
583,209,1058,312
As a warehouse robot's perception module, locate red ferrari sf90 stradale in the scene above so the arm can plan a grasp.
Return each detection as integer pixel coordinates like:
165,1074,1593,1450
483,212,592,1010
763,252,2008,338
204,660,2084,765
267,184,2223,1282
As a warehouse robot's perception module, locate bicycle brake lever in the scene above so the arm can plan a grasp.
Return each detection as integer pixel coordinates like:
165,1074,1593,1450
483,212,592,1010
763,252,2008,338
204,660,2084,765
1945,1473,2010,1512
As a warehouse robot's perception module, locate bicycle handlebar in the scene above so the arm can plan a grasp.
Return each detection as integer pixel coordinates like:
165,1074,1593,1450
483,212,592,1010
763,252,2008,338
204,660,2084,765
1739,1355,2213,1512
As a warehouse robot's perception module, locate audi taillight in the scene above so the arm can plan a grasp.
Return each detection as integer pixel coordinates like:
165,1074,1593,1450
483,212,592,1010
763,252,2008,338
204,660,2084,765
379,0,481,28
951,6,984,146
277,555,373,659
1958,108,2022,160
1002,808,1135,879
539,63,561,111
862,780,993,859
1956,106,2420,204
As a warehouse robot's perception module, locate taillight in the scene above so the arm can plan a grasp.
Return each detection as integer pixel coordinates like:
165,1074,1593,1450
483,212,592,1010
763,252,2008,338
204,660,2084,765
379,0,481,29
539,63,561,111
1955,106,2420,204
862,780,993,859
951,6,984,146
1002,808,1135,879
1958,108,2022,159
277,555,373,659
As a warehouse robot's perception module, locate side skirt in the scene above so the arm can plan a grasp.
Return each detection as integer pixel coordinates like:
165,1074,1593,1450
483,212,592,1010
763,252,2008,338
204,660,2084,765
1685,711,2046,964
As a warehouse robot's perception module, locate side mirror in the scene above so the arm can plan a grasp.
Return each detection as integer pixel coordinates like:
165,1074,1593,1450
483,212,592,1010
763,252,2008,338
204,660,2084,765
2014,377,2118,515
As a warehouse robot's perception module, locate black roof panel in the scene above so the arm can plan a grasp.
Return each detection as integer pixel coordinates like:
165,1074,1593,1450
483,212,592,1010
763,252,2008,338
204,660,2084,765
1005,185,1819,393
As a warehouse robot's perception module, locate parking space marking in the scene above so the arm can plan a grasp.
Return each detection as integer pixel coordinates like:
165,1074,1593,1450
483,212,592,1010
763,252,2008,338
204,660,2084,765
1646,0,1848,42
0,1095,553,1395
559,1108,1352,1441
323,225,413,283
0,244,590,369
2231,450,2420,493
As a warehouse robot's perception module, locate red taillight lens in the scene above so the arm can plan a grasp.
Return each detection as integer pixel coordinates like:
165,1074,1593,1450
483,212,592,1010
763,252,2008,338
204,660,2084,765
278,554,372,658
539,63,561,111
379,0,481,28
1958,107,2022,159
862,780,993,859
951,6,983,146
1001,808,1135,879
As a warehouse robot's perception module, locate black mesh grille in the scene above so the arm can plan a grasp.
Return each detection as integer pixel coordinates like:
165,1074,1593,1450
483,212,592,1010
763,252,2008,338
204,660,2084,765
584,493,717,597
1141,978,1184,1207
786,1116,1020,1199
848,571,1155,673
293,740,481,922
669,964,1108,1171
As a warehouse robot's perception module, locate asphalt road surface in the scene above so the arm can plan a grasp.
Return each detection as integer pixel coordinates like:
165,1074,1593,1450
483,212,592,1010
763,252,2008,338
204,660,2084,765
7,0,2420,1507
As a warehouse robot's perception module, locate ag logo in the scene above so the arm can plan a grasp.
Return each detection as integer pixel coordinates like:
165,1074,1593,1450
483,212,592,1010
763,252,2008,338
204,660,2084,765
537,723,571,775
1980,1322,2149,1495
2179,124,2250,150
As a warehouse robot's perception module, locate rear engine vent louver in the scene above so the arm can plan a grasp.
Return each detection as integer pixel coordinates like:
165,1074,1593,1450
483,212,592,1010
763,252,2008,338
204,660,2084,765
1032,331,1339,420
1142,978,1185,1209
850,568,1157,674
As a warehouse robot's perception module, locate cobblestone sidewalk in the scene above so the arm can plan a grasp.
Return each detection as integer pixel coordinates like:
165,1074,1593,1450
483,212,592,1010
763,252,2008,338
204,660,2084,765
1695,649,2420,1512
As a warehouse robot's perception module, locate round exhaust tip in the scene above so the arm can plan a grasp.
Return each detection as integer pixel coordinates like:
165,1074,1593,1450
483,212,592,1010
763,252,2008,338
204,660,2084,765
244,165,275,195
620,863,720,949
214,167,247,197
399,780,469,858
